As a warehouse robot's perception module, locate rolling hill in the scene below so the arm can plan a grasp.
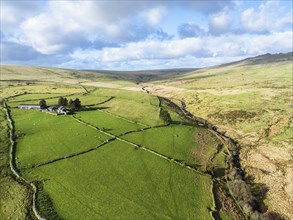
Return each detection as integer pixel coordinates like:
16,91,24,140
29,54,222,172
1,52,292,219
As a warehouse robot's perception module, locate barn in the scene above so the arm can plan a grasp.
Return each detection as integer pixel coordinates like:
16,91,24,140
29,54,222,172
18,104,41,110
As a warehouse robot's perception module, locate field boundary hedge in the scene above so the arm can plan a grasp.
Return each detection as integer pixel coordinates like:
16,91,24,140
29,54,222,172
117,124,168,137
95,96,115,105
73,116,210,177
21,138,116,171
7,92,86,103
21,115,211,179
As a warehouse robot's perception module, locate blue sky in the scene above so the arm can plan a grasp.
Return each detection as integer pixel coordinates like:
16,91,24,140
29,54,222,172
1,0,292,70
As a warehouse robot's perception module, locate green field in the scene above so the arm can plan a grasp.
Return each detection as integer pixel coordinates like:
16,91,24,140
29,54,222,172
12,109,111,169
3,59,272,220
0,105,34,219
0,81,84,98
22,140,214,219
1,82,234,219
75,110,145,135
121,125,223,171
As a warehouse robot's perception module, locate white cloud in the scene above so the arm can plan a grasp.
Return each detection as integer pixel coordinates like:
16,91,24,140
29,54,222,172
209,9,232,35
59,53,249,70
145,6,167,26
21,14,65,54
0,1,42,33
70,37,203,63
17,1,171,54
1,0,292,70
66,31,292,69
241,1,292,33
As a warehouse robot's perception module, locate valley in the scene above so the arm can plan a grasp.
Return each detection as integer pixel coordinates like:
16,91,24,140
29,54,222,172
0,52,292,219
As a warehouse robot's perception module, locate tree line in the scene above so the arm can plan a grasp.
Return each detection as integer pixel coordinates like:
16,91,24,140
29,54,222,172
58,97,81,111
39,97,81,111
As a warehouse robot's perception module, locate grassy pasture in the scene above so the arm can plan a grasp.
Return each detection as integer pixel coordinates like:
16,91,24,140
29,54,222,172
0,106,33,219
22,140,214,220
11,109,111,169
0,65,84,84
81,80,136,88
99,98,161,126
75,110,145,136
1,81,84,99
8,87,223,219
8,93,112,109
8,93,68,102
0,176,32,219
2,69,232,219
121,125,223,172
91,87,158,104
83,87,162,126
60,93,112,106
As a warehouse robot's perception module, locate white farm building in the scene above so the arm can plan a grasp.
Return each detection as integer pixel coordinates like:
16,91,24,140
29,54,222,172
18,104,41,110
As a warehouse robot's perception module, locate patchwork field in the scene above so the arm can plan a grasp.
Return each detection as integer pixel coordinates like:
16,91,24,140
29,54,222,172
1,81,238,220
11,109,111,169
2,53,290,219
22,140,214,220
121,125,225,173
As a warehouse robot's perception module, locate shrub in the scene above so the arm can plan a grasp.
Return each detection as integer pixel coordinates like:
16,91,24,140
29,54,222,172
159,109,172,124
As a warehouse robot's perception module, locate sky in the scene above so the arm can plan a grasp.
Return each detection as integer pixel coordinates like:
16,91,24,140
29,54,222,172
0,0,292,70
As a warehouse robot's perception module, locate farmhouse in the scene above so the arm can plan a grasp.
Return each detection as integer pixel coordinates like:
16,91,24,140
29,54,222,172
18,104,41,110
57,106,68,115
47,106,68,115
48,106,57,112
18,104,69,115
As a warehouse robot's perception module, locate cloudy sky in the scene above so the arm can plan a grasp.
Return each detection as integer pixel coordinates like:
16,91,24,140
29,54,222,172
1,0,292,70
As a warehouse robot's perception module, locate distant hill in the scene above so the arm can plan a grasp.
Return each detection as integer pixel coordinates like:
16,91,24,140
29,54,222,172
1,52,292,83
216,52,292,68
244,52,293,64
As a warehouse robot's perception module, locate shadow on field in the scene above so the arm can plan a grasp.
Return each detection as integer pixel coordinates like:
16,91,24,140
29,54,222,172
81,106,109,111
171,121,194,126
213,168,225,178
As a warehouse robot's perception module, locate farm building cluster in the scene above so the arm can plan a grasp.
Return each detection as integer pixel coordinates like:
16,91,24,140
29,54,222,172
18,104,68,115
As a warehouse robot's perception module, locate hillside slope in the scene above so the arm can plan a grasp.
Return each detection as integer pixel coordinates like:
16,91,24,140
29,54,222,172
1,52,292,219
144,52,293,219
